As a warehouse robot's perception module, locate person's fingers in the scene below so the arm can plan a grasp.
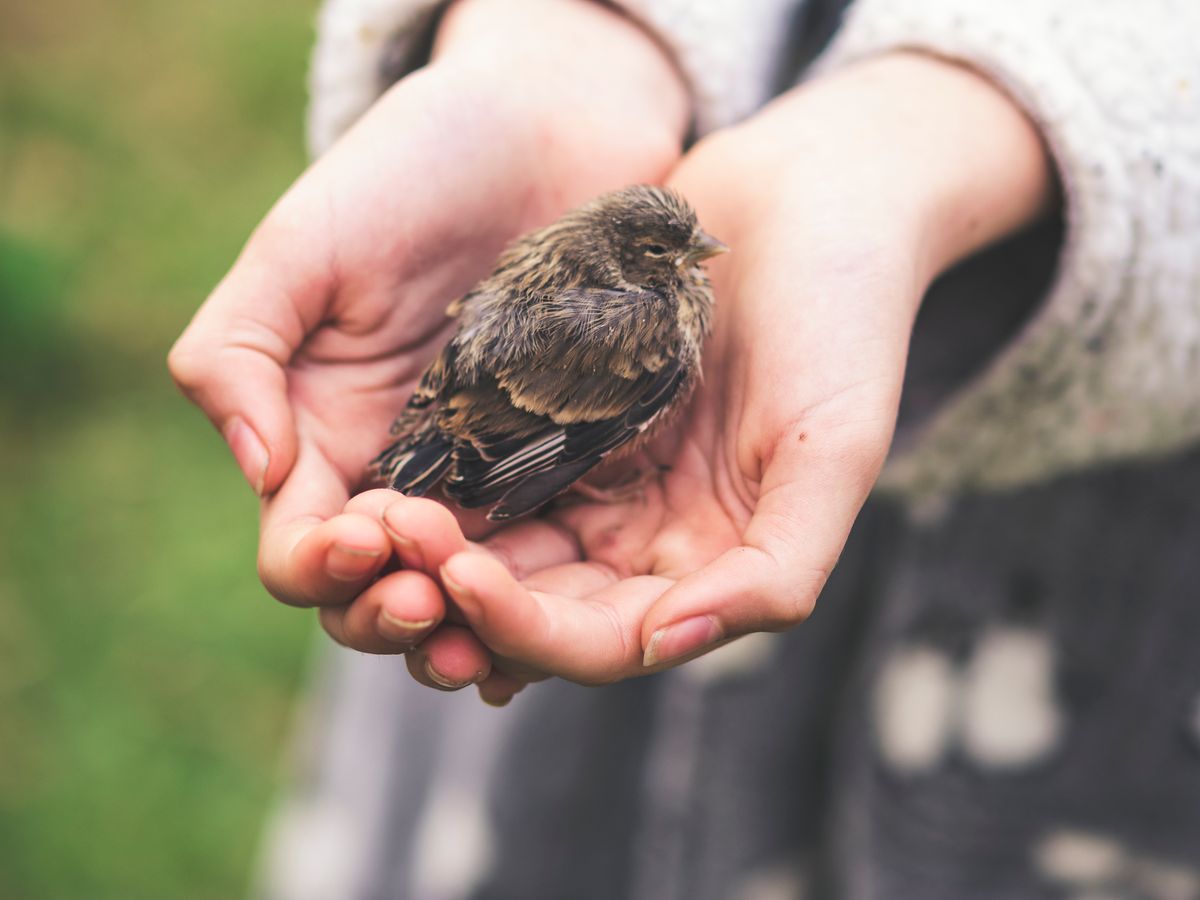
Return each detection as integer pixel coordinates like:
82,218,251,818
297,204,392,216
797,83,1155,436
318,569,444,653
407,519,584,684
366,492,583,578
342,489,405,519
477,519,583,580
405,624,492,691
517,561,621,596
638,425,883,667
371,492,551,545
439,552,672,683
169,250,331,496
260,512,390,608
475,671,529,708
379,497,472,572
258,442,389,607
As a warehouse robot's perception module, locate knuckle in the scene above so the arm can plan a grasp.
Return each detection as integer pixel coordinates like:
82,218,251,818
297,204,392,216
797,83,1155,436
222,311,292,362
772,566,827,626
166,339,208,390
590,602,633,683
745,544,826,630
256,551,306,609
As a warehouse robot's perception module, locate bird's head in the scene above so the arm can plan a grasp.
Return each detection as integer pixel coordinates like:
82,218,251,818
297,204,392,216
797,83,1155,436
592,186,728,290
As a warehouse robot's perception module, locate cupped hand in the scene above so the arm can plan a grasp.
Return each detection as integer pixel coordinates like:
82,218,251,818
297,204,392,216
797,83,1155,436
404,52,1053,703
167,0,687,661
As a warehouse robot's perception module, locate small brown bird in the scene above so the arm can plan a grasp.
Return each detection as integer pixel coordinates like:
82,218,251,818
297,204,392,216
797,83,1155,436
372,185,727,521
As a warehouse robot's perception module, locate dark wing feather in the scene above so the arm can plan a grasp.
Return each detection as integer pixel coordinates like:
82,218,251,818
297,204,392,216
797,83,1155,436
446,361,686,520
380,436,454,496
488,459,600,521
371,342,459,492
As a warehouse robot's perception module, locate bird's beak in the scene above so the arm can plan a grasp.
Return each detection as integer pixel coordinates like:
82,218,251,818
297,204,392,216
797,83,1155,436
685,231,730,262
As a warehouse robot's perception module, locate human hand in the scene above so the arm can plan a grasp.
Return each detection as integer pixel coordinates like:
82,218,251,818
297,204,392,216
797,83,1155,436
167,0,687,656
401,52,1053,703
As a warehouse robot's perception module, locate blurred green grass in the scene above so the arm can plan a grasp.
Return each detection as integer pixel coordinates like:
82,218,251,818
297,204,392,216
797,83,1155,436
1,2,319,897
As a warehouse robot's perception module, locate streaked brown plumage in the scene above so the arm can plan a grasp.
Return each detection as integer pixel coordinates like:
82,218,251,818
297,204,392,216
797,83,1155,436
372,185,727,521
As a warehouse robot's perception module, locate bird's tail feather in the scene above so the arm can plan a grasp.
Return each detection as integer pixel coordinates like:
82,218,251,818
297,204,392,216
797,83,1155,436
487,457,599,521
373,436,453,496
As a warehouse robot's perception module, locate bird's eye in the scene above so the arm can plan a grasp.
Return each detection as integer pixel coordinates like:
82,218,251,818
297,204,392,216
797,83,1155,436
643,244,669,258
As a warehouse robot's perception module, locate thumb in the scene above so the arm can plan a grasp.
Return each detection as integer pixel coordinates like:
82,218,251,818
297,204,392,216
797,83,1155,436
169,253,322,496
639,428,883,667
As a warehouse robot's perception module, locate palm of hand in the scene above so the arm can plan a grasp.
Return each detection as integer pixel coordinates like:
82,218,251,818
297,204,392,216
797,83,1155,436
276,73,615,499
406,149,920,691
479,385,756,682
171,66,682,618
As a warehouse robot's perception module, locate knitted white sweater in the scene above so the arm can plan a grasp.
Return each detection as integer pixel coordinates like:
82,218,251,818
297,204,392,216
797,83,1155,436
308,0,1200,497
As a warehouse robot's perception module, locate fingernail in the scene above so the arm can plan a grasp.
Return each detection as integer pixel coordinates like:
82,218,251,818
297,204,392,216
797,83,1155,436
643,615,723,667
378,612,435,639
223,416,269,496
380,506,425,570
326,543,383,582
424,658,474,690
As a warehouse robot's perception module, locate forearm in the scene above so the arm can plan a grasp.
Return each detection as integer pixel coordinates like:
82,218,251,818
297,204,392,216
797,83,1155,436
803,52,1055,282
802,1,1200,495
713,51,1055,295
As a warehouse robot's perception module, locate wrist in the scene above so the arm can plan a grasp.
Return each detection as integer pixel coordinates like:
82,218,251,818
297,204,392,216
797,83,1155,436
849,53,1055,280
433,0,689,150
718,52,1054,291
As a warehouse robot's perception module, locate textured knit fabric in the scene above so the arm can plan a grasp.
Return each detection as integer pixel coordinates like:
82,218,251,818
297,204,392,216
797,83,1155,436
308,0,442,156
307,0,802,155
256,2,1200,899
819,0,1200,499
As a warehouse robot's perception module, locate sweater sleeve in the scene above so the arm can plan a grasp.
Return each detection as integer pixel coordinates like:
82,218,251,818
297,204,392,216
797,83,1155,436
306,0,803,157
811,0,1200,497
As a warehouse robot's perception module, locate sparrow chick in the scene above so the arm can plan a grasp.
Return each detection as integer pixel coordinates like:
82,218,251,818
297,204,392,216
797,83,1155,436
373,184,728,521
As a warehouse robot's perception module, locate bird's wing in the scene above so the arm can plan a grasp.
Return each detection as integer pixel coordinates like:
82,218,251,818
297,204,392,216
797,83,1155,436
442,287,688,520
370,342,458,491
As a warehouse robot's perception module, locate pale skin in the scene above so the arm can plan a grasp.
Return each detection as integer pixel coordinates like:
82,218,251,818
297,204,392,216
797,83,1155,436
170,0,1053,705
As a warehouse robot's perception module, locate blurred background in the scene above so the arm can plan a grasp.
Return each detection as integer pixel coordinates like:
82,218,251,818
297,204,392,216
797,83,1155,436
1,2,320,896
